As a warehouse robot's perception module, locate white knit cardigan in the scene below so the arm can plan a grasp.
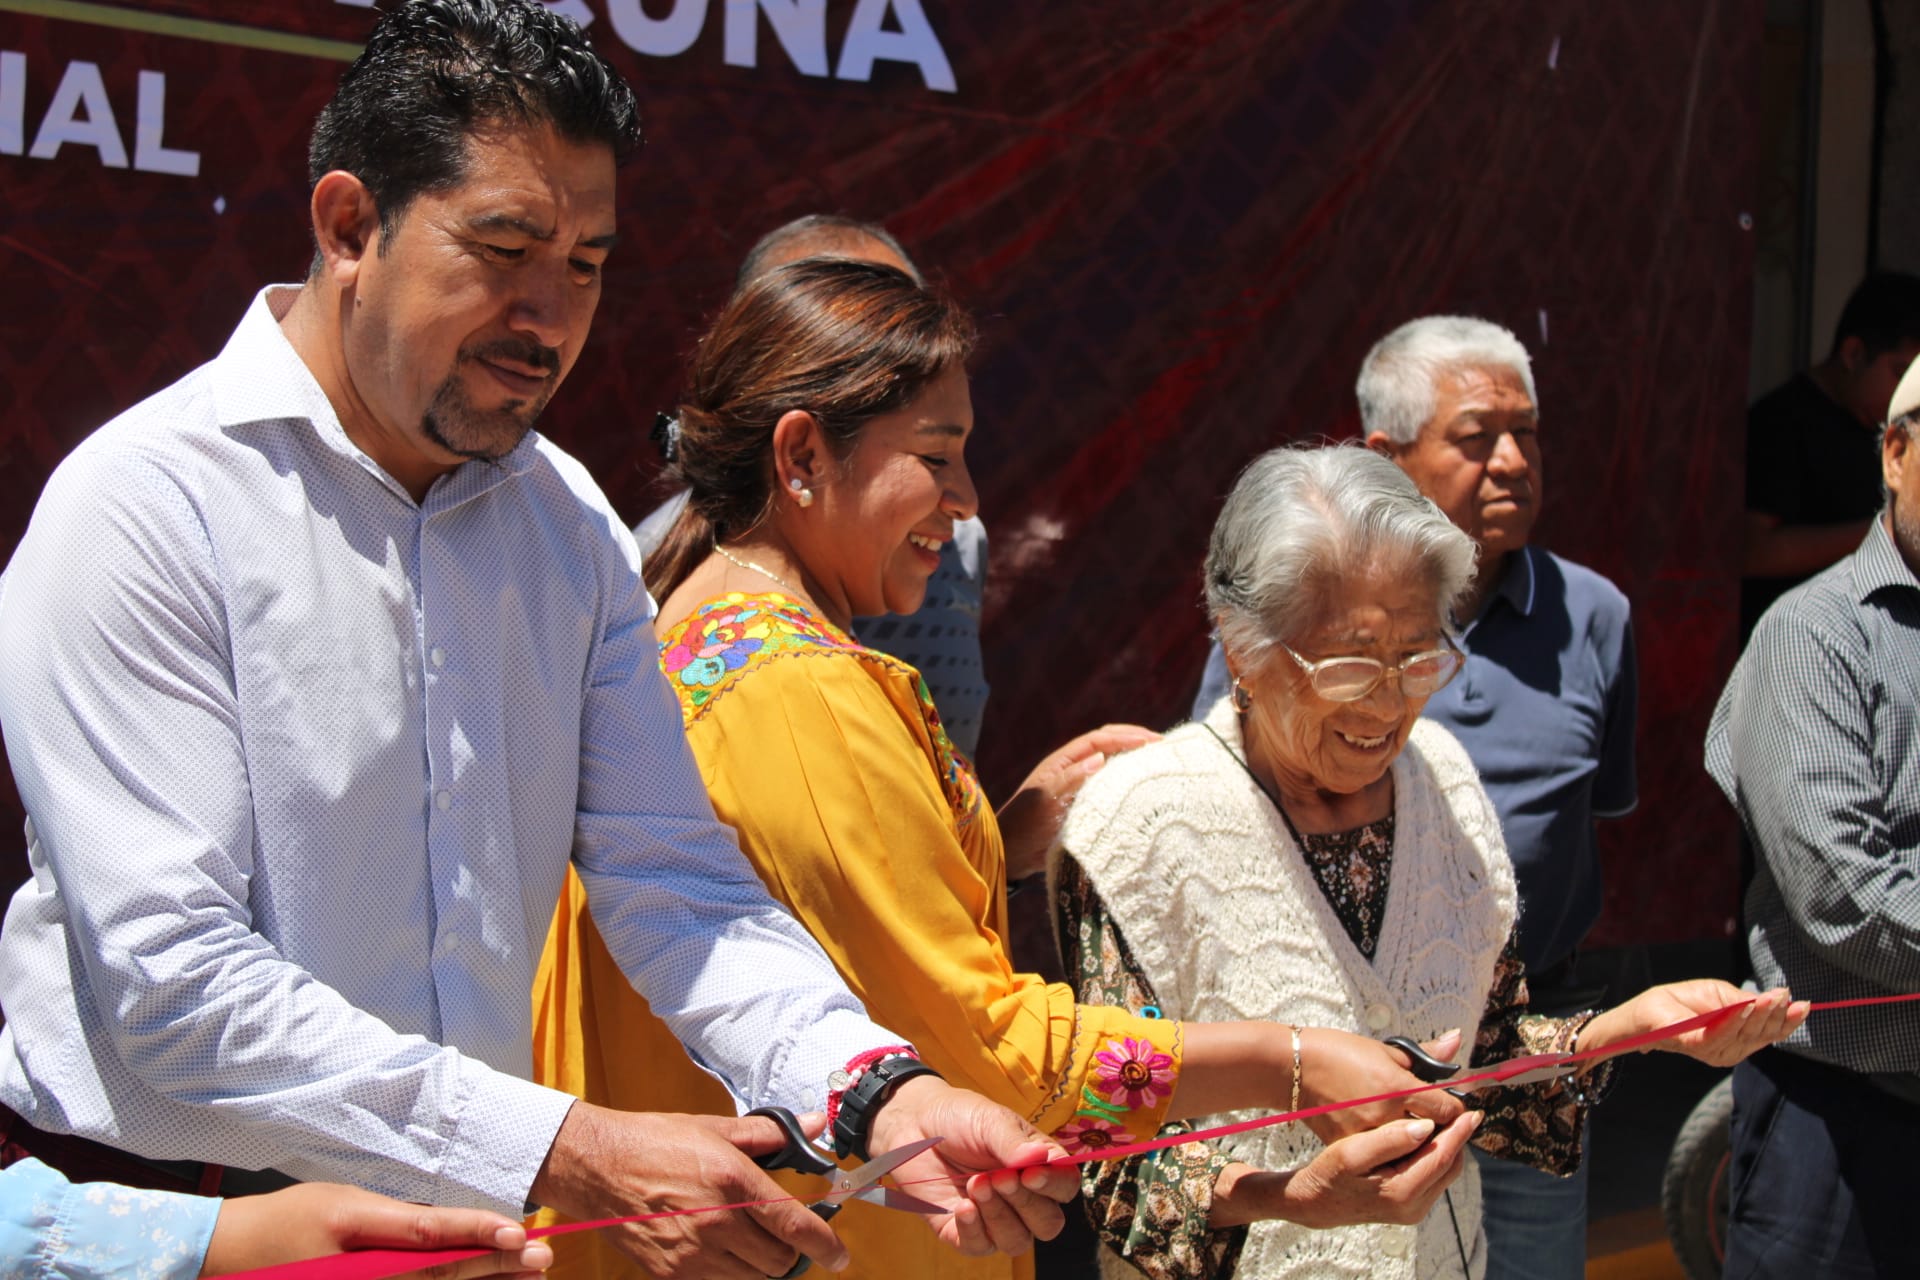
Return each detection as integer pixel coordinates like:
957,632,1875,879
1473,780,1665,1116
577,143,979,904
1054,699,1517,1280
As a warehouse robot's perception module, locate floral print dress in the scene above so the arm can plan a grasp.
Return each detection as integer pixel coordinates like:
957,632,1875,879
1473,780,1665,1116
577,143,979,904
1055,814,1614,1280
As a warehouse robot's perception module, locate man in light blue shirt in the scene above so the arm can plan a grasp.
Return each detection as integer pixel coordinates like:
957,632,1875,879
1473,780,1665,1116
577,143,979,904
0,4,1069,1275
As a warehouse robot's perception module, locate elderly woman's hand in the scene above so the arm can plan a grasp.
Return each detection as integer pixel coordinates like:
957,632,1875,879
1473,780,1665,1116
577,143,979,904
1295,1027,1468,1142
1209,1111,1482,1230
1579,982,1808,1069
998,724,1161,881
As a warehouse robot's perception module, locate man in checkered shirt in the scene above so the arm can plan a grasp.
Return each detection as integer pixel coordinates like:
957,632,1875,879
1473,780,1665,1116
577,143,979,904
1706,358,1920,1277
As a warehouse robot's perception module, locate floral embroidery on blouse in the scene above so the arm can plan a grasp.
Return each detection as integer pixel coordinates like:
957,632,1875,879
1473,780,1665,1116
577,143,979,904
1054,1029,1184,1155
1054,817,1619,1280
1094,1036,1177,1110
656,592,986,826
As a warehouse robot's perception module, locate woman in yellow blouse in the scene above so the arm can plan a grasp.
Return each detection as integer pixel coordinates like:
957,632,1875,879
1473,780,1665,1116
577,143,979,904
533,260,1478,1280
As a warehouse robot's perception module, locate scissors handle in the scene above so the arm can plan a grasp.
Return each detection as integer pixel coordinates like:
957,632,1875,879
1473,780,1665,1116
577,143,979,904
745,1107,841,1278
1381,1035,1471,1101
747,1106,837,1176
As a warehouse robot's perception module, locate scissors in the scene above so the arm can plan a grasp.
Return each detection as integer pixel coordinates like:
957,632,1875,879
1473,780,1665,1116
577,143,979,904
1382,1035,1583,1100
746,1105,947,1278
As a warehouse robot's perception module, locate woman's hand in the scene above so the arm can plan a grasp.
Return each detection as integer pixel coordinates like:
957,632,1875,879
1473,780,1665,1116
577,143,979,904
201,1184,553,1279
1295,1027,1467,1142
1211,1111,1482,1230
1581,982,1808,1068
998,724,1160,880
865,1074,1078,1259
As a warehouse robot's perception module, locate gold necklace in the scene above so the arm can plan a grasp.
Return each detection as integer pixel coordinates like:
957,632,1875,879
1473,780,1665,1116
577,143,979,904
713,543,807,600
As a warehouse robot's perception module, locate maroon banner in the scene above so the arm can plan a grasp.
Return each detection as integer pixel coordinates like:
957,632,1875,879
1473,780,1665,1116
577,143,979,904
0,1,1760,945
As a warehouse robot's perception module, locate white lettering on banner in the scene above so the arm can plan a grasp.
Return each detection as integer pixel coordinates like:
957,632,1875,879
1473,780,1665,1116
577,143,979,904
0,51,23,155
135,71,201,176
2,54,201,175
726,0,829,78
836,0,954,92
499,0,958,93
29,59,126,167
603,0,706,57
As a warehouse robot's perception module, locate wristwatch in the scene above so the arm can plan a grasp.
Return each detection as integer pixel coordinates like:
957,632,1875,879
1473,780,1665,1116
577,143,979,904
830,1052,943,1160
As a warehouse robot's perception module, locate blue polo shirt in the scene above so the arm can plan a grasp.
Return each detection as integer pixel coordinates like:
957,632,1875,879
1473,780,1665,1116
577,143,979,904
1425,547,1638,973
1188,545,1637,973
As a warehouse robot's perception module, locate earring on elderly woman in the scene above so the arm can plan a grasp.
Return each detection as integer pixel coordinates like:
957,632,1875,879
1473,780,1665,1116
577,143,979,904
1230,678,1252,712
787,476,815,507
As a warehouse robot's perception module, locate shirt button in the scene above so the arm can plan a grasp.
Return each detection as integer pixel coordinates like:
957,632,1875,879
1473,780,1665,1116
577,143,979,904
1366,1003,1393,1032
430,646,446,669
1380,1226,1412,1257
441,933,461,953
435,790,452,811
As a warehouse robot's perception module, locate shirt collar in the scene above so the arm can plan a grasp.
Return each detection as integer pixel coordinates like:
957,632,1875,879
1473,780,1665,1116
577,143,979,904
206,285,543,508
1852,513,1920,603
1461,545,1536,634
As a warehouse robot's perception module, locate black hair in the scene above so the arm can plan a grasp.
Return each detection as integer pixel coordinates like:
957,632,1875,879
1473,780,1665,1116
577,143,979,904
308,0,640,255
1831,271,1920,360
734,215,921,293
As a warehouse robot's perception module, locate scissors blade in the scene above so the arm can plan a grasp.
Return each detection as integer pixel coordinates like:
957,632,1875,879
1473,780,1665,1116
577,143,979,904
845,1185,949,1216
1458,1052,1580,1092
824,1136,943,1206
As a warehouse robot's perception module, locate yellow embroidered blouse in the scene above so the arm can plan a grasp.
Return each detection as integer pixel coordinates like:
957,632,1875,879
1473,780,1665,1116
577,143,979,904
532,593,1182,1280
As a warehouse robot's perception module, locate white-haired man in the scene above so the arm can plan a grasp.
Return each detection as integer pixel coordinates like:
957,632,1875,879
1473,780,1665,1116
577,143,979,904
1192,316,1637,1280
1704,361,1920,1278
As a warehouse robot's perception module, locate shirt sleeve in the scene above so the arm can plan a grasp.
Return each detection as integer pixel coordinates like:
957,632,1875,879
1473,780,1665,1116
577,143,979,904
1055,856,1245,1280
569,576,902,1115
0,446,575,1214
1467,933,1612,1175
1710,611,1920,985
0,1159,219,1280
1593,610,1639,818
694,653,1181,1135
1191,642,1231,723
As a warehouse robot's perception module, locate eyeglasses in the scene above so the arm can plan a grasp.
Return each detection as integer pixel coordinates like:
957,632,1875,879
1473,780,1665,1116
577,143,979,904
1278,641,1464,702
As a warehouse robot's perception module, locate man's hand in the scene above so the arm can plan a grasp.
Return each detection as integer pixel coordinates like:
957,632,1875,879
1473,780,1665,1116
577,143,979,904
530,1101,849,1278
998,724,1160,880
864,1075,1077,1258
1213,1111,1481,1230
200,1184,553,1279
1296,1027,1467,1142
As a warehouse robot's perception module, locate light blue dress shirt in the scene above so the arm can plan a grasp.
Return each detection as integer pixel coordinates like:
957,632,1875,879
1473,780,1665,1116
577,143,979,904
0,289,898,1215
0,1159,218,1280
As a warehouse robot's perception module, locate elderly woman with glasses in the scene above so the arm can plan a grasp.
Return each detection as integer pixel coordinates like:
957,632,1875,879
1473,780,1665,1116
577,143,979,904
1052,445,1803,1280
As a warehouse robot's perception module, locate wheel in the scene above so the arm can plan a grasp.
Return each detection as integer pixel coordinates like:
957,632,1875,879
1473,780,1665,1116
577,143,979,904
1662,1075,1735,1280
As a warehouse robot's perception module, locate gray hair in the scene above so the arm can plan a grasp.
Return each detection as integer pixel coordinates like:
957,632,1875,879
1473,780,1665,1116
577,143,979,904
1204,444,1478,675
1356,315,1538,445
735,215,922,292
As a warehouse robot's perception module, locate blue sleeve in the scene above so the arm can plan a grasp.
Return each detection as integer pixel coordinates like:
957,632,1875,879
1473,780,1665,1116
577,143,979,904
1593,610,1638,818
1190,641,1231,722
0,1160,219,1280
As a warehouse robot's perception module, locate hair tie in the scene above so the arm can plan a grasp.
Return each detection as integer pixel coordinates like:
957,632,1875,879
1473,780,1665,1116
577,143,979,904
649,411,681,463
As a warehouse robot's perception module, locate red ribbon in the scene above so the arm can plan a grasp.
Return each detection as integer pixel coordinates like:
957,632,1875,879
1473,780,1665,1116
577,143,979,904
218,991,1920,1280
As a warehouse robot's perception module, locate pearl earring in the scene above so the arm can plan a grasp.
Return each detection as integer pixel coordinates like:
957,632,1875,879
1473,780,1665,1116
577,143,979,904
788,476,814,508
